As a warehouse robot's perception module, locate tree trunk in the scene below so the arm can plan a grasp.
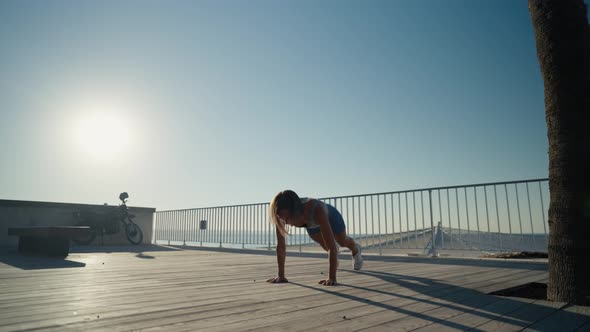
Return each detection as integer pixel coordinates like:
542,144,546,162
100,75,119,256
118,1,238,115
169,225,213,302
529,0,590,304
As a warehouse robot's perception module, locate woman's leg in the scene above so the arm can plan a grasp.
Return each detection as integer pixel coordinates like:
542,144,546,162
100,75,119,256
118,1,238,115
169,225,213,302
325,204,358,256
309,232,329,251
334,230,359,256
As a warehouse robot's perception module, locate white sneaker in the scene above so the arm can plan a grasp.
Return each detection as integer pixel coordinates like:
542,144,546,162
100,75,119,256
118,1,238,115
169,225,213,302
353,244,363,270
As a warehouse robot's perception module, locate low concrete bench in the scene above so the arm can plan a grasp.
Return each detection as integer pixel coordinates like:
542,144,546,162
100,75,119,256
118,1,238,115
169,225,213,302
8,226,91,257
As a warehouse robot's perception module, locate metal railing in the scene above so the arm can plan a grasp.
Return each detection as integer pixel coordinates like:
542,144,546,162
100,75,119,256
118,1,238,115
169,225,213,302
154,178,549,256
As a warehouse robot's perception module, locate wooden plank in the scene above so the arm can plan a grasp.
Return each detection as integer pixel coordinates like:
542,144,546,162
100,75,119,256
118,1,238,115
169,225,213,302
156,270,541,332
0,260,498,330
472,299,566,331
232,271,552,329
0,254,458,329
0,270,395,328
0,259,472,330
346,293,500,332
274,271,545,332
0,253,456,302
521,303,590,331
411,296,536,332
0,247,567,332
113,267,513,332
363,273,548,332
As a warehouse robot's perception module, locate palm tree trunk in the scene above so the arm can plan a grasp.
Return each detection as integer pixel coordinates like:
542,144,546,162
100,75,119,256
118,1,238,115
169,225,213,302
529,0,590,304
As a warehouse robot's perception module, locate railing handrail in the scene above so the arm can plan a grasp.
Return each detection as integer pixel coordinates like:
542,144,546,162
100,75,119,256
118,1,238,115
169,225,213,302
318,178,549,200
156,178,549,212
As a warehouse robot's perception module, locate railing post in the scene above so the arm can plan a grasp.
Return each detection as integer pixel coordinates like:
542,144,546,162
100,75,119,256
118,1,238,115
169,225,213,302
268,204,272,250
299,226,302,252
183,210,187,247
429,190,437,257
220,207,224,248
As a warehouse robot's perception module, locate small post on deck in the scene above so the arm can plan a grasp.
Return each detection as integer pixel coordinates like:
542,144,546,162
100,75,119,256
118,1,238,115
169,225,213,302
200,219,207,247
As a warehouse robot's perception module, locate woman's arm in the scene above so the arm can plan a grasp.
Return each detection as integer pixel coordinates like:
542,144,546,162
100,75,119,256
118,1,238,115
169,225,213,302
267,226,288,283
276,226,287,278
315,203,339,285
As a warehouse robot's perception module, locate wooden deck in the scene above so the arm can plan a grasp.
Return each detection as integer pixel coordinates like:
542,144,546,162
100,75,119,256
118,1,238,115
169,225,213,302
0,245,589,332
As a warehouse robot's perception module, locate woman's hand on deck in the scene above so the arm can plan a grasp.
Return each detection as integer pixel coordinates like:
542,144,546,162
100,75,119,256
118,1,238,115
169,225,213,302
318,279,337,286
267,276,289,283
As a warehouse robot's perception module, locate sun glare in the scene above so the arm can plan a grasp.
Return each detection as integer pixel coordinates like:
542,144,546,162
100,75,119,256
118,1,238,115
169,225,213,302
75,112,131,161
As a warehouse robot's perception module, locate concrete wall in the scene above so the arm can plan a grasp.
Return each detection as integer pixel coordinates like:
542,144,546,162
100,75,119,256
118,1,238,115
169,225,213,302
0,199,155,247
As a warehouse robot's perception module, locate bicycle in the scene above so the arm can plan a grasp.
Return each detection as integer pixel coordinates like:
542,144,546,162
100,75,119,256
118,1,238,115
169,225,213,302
72,192,144,245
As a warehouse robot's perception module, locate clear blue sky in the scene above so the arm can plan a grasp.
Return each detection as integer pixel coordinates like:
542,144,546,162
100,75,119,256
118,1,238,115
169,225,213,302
1,0,552,210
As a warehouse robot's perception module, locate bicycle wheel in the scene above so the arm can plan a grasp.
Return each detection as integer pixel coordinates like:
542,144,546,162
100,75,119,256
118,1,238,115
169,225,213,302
72,229,97,245
125,222,143,245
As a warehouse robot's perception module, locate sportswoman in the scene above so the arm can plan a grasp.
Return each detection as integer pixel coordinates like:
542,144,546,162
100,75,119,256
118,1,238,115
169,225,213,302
267,190,363,286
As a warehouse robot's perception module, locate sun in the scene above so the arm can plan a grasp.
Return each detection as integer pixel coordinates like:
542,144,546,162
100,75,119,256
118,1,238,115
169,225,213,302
75,112,131,161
